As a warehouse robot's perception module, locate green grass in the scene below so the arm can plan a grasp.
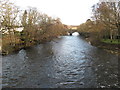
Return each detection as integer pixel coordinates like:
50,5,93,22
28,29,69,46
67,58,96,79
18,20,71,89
101,39,120,44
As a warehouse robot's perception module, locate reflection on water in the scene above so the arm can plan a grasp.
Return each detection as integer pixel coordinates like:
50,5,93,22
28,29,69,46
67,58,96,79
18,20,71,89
2,36,119,88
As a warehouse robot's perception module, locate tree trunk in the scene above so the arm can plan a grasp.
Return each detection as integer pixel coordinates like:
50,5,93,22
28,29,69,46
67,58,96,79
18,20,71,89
110,33,113,40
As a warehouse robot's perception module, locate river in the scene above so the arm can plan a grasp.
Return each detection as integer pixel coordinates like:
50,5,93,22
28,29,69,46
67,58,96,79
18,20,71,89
2,34,119,88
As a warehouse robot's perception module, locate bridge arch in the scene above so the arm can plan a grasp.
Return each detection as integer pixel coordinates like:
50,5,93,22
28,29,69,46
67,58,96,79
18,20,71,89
67,29,79,36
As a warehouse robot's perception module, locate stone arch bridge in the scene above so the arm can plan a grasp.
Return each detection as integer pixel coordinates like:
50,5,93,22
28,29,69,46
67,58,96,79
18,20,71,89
67,29,78,35
65,25,79,35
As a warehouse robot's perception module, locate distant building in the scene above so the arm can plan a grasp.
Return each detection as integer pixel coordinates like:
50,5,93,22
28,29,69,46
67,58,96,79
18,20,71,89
14,27,24,32
0,27,24,34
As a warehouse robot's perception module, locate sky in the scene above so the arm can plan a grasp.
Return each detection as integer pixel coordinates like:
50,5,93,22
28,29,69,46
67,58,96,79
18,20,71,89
11,0,99,25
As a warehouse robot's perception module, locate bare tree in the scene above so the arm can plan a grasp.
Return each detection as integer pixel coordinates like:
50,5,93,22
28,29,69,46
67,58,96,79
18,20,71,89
92,1,120,40
0,0,20,46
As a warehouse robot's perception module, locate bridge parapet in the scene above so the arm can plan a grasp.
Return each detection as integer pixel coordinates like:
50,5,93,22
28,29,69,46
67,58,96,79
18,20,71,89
67,29,78,33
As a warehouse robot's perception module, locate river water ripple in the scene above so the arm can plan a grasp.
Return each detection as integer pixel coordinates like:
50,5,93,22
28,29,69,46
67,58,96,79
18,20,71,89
2,36,119,88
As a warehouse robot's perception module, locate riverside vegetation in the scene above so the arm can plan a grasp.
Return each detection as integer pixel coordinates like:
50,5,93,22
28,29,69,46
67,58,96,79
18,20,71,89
77,1,120,55
0,0,120,55
0,0,67,55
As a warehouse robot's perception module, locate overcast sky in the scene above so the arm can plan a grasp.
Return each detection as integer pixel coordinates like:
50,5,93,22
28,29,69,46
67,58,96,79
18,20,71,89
11,0,99,25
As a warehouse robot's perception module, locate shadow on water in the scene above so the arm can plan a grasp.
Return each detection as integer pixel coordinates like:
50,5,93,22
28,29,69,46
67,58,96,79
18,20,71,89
2,35,119,88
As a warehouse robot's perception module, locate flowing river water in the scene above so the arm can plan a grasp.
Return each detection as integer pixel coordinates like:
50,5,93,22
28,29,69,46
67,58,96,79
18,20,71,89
2,34,119,88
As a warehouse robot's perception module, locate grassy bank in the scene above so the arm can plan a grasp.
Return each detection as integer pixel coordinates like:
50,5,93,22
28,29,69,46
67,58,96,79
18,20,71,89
101,39,120,44
80,32,120,55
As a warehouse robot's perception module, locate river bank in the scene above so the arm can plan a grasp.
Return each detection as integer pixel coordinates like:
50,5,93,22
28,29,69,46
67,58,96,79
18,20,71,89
1,35,61,56
83,35,120,55
1,33,120,56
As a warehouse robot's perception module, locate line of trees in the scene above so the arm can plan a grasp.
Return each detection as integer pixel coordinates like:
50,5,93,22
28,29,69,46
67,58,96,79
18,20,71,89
0,0,67,54
78,1,120,41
